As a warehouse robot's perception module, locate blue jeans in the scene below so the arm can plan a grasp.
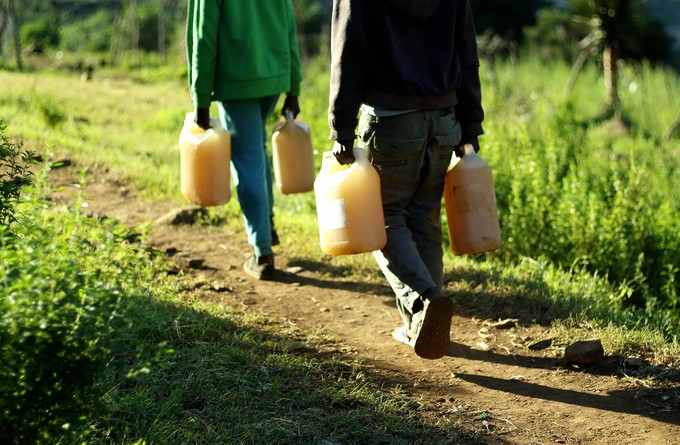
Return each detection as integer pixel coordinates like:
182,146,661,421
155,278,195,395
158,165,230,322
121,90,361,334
358,108,461,326
218,95,278,257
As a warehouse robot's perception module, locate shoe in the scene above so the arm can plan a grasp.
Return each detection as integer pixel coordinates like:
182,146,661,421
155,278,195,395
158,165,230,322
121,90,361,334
243,253,275,280
271,217,280,246
392,325,415,348
411,295,453,360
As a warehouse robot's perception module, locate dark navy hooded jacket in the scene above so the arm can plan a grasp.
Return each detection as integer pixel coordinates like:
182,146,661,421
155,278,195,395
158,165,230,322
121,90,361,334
328,0,484,142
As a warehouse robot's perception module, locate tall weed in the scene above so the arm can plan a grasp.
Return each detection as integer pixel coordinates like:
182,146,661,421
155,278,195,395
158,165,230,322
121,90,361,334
0,121,34,228
483,59,680,337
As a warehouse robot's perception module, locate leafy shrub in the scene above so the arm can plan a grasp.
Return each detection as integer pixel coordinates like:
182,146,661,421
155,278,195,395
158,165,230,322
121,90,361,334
0,121,33,228
0,174,170,444
20,17,60,50
60,10,113,53
523,7,581,62
486,99,680,338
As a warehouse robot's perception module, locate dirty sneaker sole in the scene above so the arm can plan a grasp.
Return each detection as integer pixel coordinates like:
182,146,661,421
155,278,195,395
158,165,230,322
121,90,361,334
413,296,453,359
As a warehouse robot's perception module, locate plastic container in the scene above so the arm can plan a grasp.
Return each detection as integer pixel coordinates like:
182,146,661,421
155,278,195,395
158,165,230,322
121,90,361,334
179,112,231,207
314,147,387,255
271,110,316,194
444,144,501,255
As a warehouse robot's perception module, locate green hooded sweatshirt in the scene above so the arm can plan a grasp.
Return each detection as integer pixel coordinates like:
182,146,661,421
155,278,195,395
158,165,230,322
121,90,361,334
187,0,302,109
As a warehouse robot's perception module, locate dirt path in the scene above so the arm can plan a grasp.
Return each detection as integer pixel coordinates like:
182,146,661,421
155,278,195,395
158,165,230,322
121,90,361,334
60,171,679,445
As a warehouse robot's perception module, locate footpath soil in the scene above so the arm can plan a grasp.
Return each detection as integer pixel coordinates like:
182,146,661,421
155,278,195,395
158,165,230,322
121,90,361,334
53,168,679,445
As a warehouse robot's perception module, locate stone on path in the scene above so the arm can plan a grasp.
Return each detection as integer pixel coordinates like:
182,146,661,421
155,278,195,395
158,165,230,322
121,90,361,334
563,339,604,365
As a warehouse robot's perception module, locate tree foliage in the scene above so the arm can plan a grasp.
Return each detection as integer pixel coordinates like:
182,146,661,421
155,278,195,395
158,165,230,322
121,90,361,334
60,10,113,52
569,0,671,63
20,16,60,50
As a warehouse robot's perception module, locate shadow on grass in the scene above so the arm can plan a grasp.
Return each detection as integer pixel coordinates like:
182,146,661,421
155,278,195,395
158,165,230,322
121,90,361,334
88,292,500,445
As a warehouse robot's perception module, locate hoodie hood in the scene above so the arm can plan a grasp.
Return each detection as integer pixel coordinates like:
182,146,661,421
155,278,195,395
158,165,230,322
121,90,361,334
383,0,442,21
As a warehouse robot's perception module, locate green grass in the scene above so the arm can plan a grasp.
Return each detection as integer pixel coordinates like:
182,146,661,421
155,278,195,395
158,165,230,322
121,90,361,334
476,56,680,338
89,299,466,444
0,69,187,197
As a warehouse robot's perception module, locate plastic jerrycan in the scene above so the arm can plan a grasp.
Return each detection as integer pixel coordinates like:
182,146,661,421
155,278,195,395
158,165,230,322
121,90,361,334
179,112,231,207
444,144,501,255
314,147,387,255
271,110,316,194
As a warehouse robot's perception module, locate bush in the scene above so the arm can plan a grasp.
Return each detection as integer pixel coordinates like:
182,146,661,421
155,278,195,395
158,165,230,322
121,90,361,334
0,121,33,228
0,173,168,444
485,97,680,338
20,17,60,50
60,10,113,53
523,7,581,62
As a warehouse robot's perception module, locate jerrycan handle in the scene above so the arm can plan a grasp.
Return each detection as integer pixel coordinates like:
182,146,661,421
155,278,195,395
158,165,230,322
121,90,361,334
182,112,223,144
321,146,368,174
451,143,479,164
284,108,295,123
283,109,311,134
353,146,369,167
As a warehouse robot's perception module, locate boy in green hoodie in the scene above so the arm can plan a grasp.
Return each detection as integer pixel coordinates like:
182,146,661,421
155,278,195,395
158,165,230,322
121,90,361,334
186,0,302,280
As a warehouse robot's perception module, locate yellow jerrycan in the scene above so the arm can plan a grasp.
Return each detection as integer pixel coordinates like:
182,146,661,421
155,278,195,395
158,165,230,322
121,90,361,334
271,110,316,194
179,112,231,207
444,144,501,255
314,147,387,255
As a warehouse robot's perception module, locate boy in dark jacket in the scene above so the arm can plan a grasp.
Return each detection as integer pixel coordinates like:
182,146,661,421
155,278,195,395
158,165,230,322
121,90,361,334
328,0,485,359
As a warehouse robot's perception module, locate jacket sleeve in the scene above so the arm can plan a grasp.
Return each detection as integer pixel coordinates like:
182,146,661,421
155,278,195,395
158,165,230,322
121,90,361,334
454,0,484,139
187,0,221,109
328,0,366,142
287,4,302,97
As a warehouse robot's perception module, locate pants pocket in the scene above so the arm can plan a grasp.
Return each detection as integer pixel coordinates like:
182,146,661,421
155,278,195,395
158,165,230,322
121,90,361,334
366,135,427,193
432,134,459,177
